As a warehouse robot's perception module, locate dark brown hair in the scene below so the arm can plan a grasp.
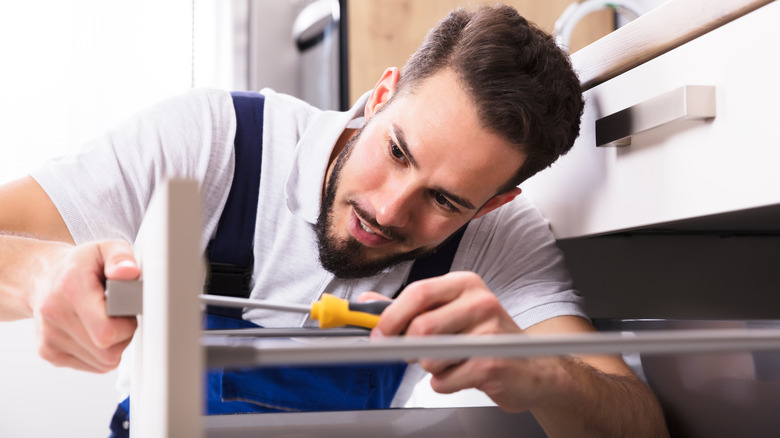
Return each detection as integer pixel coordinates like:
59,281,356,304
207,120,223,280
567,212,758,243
395,5,584,191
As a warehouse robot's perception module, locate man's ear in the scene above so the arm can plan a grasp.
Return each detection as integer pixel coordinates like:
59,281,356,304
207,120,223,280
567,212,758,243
365,67,400,120
473,187,523,220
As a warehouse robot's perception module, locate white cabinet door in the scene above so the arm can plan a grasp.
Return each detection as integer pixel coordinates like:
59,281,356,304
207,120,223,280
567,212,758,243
523,1,780,239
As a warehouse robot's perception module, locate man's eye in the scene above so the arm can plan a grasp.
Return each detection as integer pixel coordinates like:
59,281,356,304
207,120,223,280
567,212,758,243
390,141,405,161
433,192,457,211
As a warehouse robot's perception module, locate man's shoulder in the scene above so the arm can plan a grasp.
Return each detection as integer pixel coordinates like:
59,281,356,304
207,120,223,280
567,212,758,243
458,194,557,266
260,88,322,124
125,88,235,134
160,88,233,110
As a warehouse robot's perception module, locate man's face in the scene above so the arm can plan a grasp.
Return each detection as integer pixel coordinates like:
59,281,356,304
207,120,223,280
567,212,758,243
316,68,524,278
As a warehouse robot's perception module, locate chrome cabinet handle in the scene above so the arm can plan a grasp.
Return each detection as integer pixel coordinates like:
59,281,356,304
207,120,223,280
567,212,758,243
595,85,716,147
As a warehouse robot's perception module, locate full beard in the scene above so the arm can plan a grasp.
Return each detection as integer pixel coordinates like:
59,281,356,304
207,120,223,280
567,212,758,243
314,127,437,279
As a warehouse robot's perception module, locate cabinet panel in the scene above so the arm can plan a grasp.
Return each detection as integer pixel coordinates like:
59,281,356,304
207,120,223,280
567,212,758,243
523,1,780,239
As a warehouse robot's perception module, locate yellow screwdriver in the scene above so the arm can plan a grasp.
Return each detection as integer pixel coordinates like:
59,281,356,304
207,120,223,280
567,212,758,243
199,293,391,329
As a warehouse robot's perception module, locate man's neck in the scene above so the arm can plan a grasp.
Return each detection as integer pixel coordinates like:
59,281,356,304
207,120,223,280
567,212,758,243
323,127,357,199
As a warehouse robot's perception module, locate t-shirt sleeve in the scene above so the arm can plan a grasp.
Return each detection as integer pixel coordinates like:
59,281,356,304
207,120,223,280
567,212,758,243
30,88,236,251
455,196,587,329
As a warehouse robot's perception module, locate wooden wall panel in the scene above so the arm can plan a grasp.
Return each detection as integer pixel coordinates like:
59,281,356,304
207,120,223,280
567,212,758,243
347,0,613,102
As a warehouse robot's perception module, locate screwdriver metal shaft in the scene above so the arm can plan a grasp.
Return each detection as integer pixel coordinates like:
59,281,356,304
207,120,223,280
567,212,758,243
199,294,311,314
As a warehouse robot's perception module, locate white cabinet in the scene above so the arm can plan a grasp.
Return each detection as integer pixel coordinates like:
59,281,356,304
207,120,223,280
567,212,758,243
523,1,780,239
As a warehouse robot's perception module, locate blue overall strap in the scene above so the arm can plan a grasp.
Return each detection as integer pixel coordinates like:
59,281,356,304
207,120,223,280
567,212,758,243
205,91,265,318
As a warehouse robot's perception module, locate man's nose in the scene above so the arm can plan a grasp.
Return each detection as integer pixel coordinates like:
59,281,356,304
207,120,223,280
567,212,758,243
375,181,416,229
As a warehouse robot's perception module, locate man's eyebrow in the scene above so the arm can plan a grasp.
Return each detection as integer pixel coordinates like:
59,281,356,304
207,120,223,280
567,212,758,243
436,186,476,210
391,123,477,211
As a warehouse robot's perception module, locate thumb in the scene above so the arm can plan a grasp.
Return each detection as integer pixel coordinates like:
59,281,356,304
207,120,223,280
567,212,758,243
100,240,140,281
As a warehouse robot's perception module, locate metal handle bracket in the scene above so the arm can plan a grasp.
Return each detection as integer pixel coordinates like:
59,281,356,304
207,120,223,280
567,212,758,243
595,85,716,147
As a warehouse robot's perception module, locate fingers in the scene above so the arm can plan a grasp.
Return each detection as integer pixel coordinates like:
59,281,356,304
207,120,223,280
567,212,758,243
375,271,518,337
81,241,139,349
70,240,138,349
35,309,130,373
369,271,536,409
425,359,477,394
100,240,140,281
87,241,141,348
33,239,138,372
373,272,466,337
418,357,468,376
426,357,518,396
407,289,506,336
424,356,537,411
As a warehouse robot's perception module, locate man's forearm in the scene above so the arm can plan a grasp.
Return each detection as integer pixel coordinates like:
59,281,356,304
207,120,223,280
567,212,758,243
0,233,58,320
531,356,669,438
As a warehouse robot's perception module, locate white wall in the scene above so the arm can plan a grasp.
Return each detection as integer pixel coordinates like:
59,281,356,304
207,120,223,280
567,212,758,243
0,1,228,436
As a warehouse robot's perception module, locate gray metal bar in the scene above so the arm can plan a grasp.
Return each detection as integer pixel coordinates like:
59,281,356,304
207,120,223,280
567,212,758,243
205,327,369,337
203,328,780,369
204,406,546,438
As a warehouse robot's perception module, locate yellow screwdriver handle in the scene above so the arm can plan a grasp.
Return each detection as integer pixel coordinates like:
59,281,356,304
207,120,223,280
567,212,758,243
309,294,384,329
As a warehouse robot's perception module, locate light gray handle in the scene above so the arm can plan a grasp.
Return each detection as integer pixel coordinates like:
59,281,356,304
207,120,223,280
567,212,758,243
596,85,716,147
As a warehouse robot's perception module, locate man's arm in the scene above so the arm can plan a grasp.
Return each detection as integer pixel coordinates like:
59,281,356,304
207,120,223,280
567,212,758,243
0,176,74,244
519,315,667,437
371,271,669,438
0,176,72,320
0,176,138,372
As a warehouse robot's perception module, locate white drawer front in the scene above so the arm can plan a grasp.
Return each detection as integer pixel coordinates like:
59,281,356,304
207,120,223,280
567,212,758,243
523,1,780,239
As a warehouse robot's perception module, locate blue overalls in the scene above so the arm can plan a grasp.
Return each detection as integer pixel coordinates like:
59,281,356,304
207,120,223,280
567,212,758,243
108,92,464,437
109,315,408,437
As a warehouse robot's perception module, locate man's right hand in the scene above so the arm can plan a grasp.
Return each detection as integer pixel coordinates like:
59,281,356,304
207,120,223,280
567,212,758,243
1,176,139,373
31,239,139,373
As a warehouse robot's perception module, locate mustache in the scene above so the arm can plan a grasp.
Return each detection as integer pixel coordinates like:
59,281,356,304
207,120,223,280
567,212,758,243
350,201,408,243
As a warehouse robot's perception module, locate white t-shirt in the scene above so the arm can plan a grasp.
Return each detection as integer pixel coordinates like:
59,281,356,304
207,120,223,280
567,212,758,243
32,88,586,406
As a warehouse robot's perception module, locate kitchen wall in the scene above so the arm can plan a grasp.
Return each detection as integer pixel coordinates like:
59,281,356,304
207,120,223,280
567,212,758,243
347,0,615,103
